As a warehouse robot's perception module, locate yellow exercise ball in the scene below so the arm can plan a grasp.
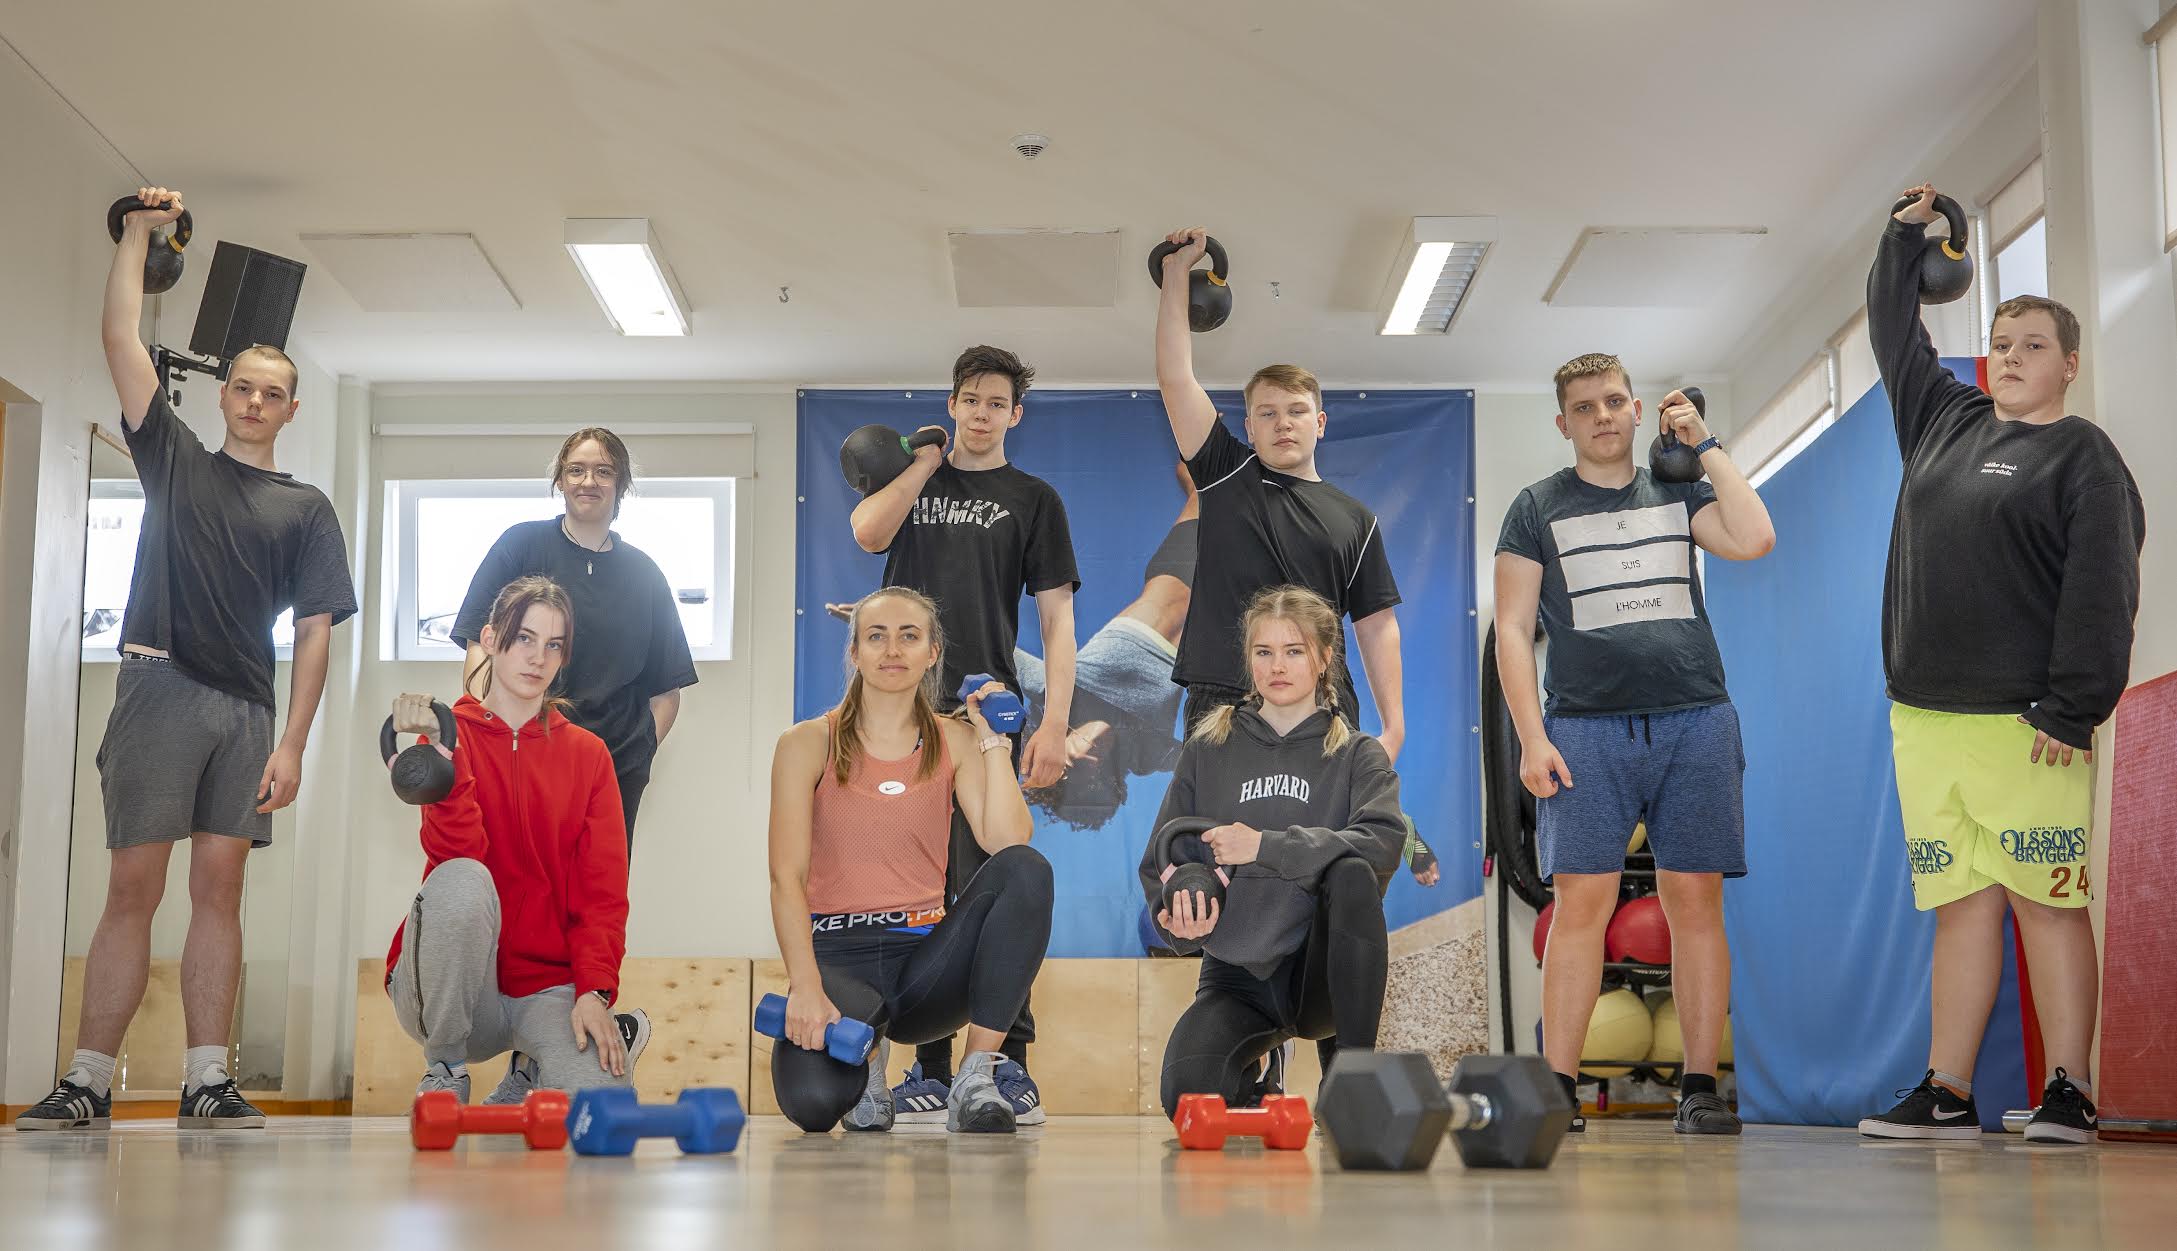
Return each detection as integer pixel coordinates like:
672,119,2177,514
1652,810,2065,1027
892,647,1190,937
1628,822,1647,854
1580,988,1653,1078
1647,994,1733,1069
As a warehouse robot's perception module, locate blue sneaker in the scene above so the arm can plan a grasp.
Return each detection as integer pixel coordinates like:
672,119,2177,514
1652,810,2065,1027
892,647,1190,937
891,1062,952,1124
992,1056,1046,1126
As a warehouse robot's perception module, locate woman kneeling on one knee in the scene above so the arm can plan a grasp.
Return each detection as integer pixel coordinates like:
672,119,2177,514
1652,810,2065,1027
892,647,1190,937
1145,586,1405,1120
385,576,647,1107
768,587,1053,1134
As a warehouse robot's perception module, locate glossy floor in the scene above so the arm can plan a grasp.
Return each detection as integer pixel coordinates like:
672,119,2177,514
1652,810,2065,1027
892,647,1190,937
3,1115,2170,1250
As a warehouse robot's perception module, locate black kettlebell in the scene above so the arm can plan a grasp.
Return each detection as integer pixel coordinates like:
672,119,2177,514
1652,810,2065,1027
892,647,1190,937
838,424,948,496
1890,193,1974,306
381,700,458,805
1151,815,1229,917
1147,236,1232,332
105,194,193,295
1646,386,1709,485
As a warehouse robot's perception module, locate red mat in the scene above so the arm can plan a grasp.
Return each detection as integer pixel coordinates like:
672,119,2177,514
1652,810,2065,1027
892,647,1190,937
2099,669,2177,1141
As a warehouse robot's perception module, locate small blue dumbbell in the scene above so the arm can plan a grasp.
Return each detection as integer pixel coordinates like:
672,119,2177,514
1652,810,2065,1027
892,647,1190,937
754,993,877,1065
565,1087,744,1157
958,672,1024,733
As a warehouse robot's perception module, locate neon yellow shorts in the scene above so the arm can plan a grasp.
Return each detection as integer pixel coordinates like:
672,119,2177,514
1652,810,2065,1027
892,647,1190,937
1890,703,2095,911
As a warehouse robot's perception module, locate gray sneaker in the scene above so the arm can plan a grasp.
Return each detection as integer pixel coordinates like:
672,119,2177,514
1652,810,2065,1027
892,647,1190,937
416,1060,471,1105
946,1051,1017,1134
843,1038,895,1132
481,1053,537,1107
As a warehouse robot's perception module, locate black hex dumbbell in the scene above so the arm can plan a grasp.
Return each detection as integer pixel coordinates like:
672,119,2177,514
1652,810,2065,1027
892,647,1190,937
1317,1051,1573,1171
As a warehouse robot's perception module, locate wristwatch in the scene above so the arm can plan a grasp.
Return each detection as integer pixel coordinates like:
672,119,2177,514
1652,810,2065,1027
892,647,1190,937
978,734,1010,755
590,989,613,1008
1692,436,1722,456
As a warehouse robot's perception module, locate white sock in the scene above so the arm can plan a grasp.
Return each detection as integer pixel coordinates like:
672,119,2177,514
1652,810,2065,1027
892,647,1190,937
1932,1069,1973,1097
183,1046,230,1091
64,1049,118,1097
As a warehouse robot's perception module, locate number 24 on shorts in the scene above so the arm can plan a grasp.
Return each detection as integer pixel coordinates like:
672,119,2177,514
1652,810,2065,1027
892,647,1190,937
2049,864,2092,899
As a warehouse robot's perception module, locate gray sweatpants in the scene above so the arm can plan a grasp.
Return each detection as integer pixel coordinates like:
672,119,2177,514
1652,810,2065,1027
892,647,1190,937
387,858,630,1095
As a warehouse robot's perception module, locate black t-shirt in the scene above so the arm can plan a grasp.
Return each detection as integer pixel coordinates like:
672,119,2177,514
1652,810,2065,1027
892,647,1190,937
1869,219,2146,749
1175,422,1401,692
120,391,356,708
1496,468,1726,716
452,520,699,770
880,461,1079,711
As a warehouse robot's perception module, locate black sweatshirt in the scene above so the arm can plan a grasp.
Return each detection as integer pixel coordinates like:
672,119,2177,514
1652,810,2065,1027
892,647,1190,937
1138,707,1404,977
1868,219,2146,749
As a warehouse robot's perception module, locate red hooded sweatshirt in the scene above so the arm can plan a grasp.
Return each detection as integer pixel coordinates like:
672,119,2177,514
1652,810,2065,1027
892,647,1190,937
385,695,629,1002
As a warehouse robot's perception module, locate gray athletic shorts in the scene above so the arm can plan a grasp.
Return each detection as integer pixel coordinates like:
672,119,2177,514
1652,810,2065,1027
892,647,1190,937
97,656,274,849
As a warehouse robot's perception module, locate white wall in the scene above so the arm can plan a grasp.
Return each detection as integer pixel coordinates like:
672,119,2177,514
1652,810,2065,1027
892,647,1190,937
1724,64,2044,442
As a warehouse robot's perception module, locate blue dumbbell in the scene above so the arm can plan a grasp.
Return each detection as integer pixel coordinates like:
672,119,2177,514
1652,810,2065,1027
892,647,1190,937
565,1087,744,1157
958,672,1024,733
754,993,877,1064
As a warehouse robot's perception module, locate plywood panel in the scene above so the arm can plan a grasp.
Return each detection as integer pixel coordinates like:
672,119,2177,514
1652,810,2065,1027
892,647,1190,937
615,959,750,1103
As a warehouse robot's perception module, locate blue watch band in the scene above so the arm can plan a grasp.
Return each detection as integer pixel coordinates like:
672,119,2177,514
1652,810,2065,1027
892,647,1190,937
1692,436,1722,456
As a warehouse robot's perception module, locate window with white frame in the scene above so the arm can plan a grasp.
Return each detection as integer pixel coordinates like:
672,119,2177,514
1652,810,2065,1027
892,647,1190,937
1980,158,2049,340
84,481,295,661
1742,355,1838,490
386,478,735,662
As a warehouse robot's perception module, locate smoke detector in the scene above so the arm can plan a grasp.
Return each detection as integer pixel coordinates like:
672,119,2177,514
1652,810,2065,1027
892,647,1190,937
1011,133,1050,161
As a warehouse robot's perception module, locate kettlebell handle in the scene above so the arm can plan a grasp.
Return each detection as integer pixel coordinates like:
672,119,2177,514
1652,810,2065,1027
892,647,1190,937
1147,236,1231,289
1152,815,1230,886
1653,386,1707,451
106,194,193,253
903,427,947,454
381,699,459,768
1889,193,1970,263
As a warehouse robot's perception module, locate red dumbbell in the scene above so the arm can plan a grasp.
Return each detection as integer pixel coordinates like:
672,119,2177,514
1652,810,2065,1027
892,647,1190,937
1173,1093,1313,1150
410,1088,571,1150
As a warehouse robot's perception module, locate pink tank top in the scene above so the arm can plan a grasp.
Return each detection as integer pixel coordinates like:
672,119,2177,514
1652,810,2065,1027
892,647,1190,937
805,714,955,917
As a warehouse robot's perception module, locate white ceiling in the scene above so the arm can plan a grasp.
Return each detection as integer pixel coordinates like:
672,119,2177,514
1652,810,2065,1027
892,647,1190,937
3,0,2034,388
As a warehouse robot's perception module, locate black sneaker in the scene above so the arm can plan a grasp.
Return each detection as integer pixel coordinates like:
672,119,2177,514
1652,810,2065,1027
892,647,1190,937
14,1079,111,1131
2023,1068,2097,1145
1674,1090,1743,1135
179,1079,266,1129
1858,1071,1979,1140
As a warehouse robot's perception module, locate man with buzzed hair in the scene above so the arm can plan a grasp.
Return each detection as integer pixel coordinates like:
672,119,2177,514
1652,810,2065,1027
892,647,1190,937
15,187,356,1131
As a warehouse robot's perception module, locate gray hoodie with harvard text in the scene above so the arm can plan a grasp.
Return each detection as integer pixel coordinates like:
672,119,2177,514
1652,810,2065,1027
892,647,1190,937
1138,706,1404,977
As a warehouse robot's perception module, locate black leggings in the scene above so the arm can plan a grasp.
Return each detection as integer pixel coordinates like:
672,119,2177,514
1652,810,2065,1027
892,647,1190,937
1158,856,1388,1119
774,844,1053,1132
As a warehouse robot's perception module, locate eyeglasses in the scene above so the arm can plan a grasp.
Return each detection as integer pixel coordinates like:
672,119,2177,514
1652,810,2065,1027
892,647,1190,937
561,465,619,486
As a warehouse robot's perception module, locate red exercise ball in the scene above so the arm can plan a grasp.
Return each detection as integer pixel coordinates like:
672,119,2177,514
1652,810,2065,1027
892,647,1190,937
1605,895,1672,965
1532,899,1555,963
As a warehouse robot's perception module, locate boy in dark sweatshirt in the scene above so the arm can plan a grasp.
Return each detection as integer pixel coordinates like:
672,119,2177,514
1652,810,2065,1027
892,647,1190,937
1140,587,1404,1119
1858,184,2143,1146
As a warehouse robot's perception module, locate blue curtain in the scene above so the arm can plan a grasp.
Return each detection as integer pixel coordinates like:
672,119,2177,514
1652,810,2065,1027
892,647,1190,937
795,389,1478,956
1705,363,2025,1128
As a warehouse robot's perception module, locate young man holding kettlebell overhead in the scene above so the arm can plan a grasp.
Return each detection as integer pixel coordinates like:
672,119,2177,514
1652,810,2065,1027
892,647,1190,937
1857,185,2143,1146
1152,228,1407,762
843,344,1079,1126
1494,353,1775,1136
16,188,358,1132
